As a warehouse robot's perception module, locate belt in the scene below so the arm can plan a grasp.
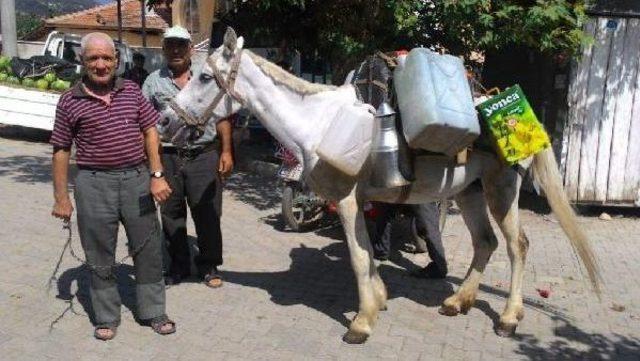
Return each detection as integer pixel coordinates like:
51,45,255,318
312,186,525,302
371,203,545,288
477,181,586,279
163,142,218,160
77,163,145,172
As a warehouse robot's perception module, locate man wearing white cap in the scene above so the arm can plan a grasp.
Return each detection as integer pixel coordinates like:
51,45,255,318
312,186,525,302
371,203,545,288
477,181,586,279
143,26,233,288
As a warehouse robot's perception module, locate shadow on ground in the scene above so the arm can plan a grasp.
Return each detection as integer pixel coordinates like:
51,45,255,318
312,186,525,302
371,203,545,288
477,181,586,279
55,264,137,325
225,172,281,211
513,319,640,360
50,231,640,358
0,155,70,184
0,127,78,185
223,239,638,357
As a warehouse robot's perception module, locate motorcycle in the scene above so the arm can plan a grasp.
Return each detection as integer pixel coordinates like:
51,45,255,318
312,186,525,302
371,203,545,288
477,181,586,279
276,144,331,231
275,143,449,237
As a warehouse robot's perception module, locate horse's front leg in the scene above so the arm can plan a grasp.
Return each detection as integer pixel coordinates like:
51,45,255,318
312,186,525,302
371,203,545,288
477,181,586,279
337,191,386,344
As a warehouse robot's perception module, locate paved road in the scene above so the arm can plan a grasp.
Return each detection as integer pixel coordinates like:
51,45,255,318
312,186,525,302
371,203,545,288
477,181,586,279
0,135,638,360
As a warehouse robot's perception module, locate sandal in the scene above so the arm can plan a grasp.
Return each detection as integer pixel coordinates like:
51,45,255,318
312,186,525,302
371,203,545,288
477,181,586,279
94,324,117,341
204,271,223,289
149,315,176,335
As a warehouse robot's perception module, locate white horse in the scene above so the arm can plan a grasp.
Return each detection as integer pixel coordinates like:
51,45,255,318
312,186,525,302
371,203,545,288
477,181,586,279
167,28,601,343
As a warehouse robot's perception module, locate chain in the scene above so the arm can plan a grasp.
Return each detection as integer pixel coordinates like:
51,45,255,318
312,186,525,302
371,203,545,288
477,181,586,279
48,219,156,284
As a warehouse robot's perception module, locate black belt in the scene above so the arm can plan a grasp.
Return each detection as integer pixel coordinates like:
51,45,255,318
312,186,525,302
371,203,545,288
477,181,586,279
163,143,218,160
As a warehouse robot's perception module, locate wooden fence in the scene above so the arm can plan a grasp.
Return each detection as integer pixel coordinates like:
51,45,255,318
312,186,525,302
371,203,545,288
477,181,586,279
563,16,640,206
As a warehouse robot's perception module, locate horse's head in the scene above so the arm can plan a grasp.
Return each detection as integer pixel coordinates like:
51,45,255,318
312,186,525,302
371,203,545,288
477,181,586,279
172,27,245,124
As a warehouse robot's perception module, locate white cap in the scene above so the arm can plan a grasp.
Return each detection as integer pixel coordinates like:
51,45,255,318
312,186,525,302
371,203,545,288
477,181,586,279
164,26,191,41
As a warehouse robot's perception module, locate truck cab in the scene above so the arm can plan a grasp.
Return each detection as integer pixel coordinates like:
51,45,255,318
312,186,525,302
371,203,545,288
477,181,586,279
42,31,133,76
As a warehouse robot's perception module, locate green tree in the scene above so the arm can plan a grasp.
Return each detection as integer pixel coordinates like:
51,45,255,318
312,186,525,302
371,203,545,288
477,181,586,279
16,12,44,39
424,0,589,59
149,0,589,81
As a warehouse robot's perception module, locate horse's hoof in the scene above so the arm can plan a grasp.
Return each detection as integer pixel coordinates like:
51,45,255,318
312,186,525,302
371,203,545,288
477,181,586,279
438,304,460,317
380,305,388,311
342,330,369,344
495,322,517,337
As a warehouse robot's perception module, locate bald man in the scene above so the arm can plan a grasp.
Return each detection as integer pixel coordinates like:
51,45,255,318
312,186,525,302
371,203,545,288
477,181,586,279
51,32,176,340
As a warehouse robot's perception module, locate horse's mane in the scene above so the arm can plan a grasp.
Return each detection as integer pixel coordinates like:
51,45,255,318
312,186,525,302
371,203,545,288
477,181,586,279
245,50,337,95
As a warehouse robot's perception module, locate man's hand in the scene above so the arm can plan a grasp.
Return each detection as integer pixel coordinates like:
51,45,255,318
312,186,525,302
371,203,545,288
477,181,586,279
52,197,74,221
151,177,172,203
218,151,234,178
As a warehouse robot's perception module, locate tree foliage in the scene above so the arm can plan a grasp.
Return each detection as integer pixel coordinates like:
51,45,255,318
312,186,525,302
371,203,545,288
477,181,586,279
425,0,589,58
16,12,44,39
149,0,589,79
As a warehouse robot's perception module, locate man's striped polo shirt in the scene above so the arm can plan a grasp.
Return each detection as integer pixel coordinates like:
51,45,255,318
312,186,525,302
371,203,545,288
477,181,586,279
51,78,160,169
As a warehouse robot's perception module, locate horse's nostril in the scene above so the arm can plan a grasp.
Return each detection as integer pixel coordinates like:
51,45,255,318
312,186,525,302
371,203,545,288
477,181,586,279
197,98,203,103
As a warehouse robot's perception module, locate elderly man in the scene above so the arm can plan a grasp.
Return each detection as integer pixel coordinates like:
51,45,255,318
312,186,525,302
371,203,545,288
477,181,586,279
51,32,176,340
143,26,233,288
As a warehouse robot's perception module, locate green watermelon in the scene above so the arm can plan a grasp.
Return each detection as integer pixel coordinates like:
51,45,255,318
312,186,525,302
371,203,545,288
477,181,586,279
43,72,57,83
6,76,20,85
21,78,36,88
51,79,71,91
0,56,10,70
35,79,49,90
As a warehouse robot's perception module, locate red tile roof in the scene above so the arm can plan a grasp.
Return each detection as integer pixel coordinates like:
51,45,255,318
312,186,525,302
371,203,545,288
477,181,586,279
45,0,170,32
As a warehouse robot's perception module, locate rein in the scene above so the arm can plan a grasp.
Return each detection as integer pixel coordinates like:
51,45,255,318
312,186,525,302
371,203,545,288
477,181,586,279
168,49,244,132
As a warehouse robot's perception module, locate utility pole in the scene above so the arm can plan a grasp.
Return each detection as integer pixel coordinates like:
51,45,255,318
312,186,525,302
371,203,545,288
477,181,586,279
1,0,18,57
116,0,123,43
141,0,147,47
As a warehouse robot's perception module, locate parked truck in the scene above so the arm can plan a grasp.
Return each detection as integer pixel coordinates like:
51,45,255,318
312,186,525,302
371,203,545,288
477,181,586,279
0,32,135,131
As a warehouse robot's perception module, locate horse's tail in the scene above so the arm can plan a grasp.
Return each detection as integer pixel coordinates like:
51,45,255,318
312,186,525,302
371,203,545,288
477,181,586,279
531,147,602,297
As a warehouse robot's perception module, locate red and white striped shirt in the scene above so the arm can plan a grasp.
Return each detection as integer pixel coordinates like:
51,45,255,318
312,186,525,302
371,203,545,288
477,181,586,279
51,78,159,169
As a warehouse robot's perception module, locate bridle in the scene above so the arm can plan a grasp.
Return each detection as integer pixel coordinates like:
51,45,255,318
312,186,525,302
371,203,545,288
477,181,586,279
169,48,244,132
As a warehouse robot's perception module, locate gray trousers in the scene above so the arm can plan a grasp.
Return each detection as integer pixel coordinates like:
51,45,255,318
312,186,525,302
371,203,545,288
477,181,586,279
74,166,166,326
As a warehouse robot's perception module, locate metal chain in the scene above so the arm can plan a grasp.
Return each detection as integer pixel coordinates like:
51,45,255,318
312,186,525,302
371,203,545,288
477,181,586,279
48,219,156,283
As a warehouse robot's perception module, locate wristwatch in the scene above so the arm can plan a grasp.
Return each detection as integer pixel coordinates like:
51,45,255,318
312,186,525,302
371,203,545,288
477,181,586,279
150,170,165,179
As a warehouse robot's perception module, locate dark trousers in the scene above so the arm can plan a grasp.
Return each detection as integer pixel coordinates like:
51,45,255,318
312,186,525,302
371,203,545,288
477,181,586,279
74,166,165,326
372,202,447,274
161,148,223,278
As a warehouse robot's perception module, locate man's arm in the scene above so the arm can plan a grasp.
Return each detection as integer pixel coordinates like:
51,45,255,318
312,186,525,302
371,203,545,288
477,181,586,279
216,118,233,177
52,147,73,220
143,126,172,202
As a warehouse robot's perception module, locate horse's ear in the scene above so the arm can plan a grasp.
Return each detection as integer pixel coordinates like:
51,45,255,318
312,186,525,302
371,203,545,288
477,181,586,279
223,27,238,54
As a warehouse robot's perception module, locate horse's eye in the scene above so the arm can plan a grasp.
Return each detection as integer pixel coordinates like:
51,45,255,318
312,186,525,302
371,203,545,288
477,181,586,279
199,73,213,83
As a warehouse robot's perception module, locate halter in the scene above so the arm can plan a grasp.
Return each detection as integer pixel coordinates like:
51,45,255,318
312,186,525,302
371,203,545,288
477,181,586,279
169,49,244,133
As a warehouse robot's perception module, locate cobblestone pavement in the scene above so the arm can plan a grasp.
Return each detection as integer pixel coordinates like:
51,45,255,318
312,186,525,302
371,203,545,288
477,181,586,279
0,135,639,361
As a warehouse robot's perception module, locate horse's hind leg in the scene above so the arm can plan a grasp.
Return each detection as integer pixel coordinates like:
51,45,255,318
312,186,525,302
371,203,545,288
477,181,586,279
484,169,527,337
337,190,386,344
440,181,498,316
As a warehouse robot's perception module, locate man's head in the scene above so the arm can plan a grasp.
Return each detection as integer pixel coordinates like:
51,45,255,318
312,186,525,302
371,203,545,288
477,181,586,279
80,32,117,87
162,26,193,73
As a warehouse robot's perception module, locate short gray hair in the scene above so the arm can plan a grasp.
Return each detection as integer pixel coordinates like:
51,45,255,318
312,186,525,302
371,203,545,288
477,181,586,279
80,32,115,55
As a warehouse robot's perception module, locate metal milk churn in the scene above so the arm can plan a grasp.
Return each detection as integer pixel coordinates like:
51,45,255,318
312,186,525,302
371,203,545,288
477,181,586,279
369,101,411,188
